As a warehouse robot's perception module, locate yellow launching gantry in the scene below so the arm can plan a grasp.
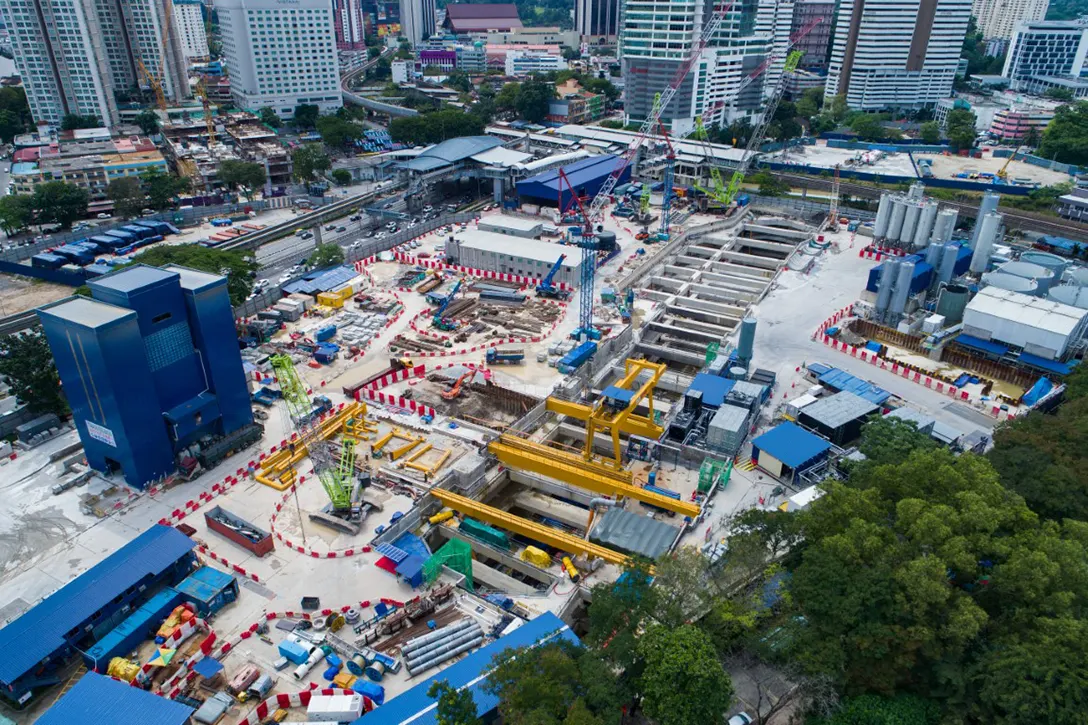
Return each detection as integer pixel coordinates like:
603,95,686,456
254,402,368,490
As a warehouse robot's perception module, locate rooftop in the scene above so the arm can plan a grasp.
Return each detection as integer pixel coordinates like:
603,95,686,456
37,672,195,725
37,297,135,329
801,391,880,429
450,230,579,267
89,264,178,295
517,153,625,193
164,264,225,292
965,286,1088,337
752,422,831,470
554,124,748,163
0,525,195,686
478,214,542,231
444,2,523,31
399,136,504,172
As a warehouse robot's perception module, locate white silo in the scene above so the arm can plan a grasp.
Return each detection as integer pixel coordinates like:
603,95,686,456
938,243,960,285
908,182,925,201
875,259,899,317
969,211,1002,275
874,194,892,239
924,242,943,268
913,202,938,248
889,260,916,316
887,198,907,241
970,192,1000,249
900,202,922,245
931,208,958,245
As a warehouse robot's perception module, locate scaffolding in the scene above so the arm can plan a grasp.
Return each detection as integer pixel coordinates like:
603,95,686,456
423,538,474,591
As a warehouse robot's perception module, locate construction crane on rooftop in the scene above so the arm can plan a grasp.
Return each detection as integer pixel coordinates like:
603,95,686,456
136,0,177,113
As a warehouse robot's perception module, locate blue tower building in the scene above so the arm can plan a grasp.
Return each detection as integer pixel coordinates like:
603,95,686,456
37,265,255,489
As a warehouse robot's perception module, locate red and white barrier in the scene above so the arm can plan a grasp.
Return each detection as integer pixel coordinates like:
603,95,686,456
858,245,906,262
392,251,572,292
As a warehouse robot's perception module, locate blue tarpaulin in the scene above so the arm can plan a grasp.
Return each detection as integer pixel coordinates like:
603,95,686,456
1022,377,1053,407
955,334,1009,356
687,374,736,408
1019,352,1076,376
817,368,891,405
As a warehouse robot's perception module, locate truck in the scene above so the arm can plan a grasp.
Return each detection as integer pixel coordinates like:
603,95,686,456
486,346,525,365
558,341,597,374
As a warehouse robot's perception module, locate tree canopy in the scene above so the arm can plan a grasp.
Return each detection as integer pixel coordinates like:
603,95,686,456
259,107,282,128
217,160,267,197
60,113,101,131
32,181,90,227
315,115,364,149
134,109,160,135
142,169,191,210
308,242,345,269
427,680,481,725
389,109,484,145
1038,101,1088,165
293,103,320,129
0,331,68,417
107,177,146,219
515,77,557,123
0,87,33,143
945,108,978,151
292,144,331,181
129,244,257,306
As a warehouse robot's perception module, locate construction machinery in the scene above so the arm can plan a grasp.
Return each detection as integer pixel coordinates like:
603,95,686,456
441,370,474,400
535,255,569,299
270,354,372,534
826,163,841,231
657,120,676,241
432,279,462,332
195,79,216,145
997,146,1024,180
558,169,605,342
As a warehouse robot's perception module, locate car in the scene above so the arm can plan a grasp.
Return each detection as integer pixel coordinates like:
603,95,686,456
423,205,433,213
410,240,420,248
349,241,360,249
337,226,347,232
278,274,290,283
365,230,375,238
386,221,396,229
300,231,313,239
325,224,337,231
97,212,112,219
256,278,269,288
349,214,362,221
376,231,386,239
295,228,307,237
727,714,754,725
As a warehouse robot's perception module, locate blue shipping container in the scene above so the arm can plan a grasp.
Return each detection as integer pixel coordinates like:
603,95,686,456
32,253,67,270
122,224,154,240
91,235,123,250
175,566,239,617
103,229,136,242
83,587,183,668
315,325,337,342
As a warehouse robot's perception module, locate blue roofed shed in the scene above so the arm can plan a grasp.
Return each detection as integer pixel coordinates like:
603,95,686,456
816,367,890,405
751,422,831,481
282,265,358,295
353,612,578,725
175,566,239,617
954,333,1009,357
687,373,736,408
37,672,194,725
516,154,630,209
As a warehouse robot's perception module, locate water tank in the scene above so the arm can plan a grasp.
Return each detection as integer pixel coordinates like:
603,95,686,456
998,260,1055,293
889,260,915,315
971,192,1000,248
728,366,748,380
1064,266,1088,287
874,194,892,239
936,283,970,324
899,203,921,245
913,202,938,249
931,208,957,245
982,272,1039,295
737,317,756,362
596,230,617,251
1021,250,1069,276
875,259,899,315
969,211,1002,275
887,199,907,241
938,243,959,285
1049,284,1088,309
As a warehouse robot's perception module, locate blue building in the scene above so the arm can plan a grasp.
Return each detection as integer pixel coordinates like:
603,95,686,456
37,672,195,725
0,525,196,707
37,265,254,489
516,154,630,210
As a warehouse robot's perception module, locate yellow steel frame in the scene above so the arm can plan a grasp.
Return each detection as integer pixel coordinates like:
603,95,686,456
430,488,629,565
405,448,452,476
390,436,424,461
488,434,700,518
254,402,368,490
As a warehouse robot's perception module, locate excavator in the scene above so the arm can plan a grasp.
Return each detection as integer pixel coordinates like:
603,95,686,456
441,370,475,400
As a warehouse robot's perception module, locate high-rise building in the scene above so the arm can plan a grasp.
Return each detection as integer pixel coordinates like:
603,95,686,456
791,0,834,71
334,0,367,49
972,0,1048,41
576,0,619,39
1,0,190,127
621,0,794,134
1002,19,1088,93
37,265,256,489
825,0,971,110
216,0,343,119
401,0,436,46
174,0,211,59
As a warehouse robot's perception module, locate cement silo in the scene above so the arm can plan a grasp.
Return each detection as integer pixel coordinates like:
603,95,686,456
936,283,970,324
931,208,958,245
900,202,922,245
938,243,960,286
908,182,925,201
874,194,892,239
1049,285,1088,309
924,242,943,268
1064,266,1088,287
889,260,915,317
999,260,1055,293
969,211,1002,275
1021,250,1069,277
887,198,907,242
875,259,899,317
982,272,1039,295
970,192,1000,249
913,202,938,249
737,317,756,364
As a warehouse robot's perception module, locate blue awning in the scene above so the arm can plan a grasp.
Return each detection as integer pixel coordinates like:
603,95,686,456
1018,352,1076,376
955,334,1008,356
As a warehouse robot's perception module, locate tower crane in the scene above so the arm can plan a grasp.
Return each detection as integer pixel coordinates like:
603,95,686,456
195,79,216,145
270,354,369,534
136,0,177,113
657,120,676,241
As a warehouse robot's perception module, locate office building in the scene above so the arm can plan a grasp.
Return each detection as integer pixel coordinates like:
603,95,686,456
174,0,211,59
1002,19,1088,94
825,0,972,110
216,0,343,119
334,0,368,49
622,0,795,134
505,50,568,76
37,265,255,489
791,0,834,71
547,79,606,123
972,0,1049,41
576,0,619,40
1,0,189,127
401,0,436,46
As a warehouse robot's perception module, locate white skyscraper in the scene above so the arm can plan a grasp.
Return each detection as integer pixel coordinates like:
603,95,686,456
401,0,437,47
825,0,971,110
0,0,190,127
621,0,794,134
1002,19,1088,94
972,0,1049,41
174,0,211,59
216,0,343,119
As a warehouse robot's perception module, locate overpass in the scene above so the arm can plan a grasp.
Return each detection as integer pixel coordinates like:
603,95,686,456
342,91,419,118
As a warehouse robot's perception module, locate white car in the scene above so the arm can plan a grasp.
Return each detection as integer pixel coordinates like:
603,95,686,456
349,241,360,249
97,212,112,219
376,232,386,239
278,273,291,283
727,714,754,725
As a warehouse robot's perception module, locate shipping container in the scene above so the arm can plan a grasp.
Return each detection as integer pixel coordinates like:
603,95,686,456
103,229,136,243
558,341,597,373
315,325,337,342
90,234,124,250
459,517,509,549
83,587,184,667
205,505,275,556
121,224,155,240
175,566,239,616
16,413,60,442
31,253,67,269
306,694,365,721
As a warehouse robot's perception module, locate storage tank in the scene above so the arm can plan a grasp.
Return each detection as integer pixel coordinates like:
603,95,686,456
889,260,915,316
899,202,921,245
874,194,892,239
931,208,958,245
924,242,943,268
971,192,1000,248
998,260,1055,293
887,198,907,241
938,243,959,285
936,283,970,324
969,211,1001,275
1021,250,1069,276
982,272,1039,295
913,202,937,248
908,182,925,201
737,317,756,363
1049,285,1088,309
1064,266,1088,287
875,259,899,316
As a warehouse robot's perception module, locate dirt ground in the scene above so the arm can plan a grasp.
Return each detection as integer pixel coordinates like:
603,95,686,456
0,276,72,314
926,152,1072,186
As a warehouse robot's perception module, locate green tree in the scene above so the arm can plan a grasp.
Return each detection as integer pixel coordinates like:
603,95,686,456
308,242,345,268
855,416,935,466
60,113,100,131
0,194,34,234
826,94,850,123
142,169,191,209
292,144,331,182
919,121,941,144
368,46,382,60
446,70,472,93
32,181,89,227
426,680,481,725
389,109,484,145
638,624,734,725
514,77,556,123
946,108,978,151
397,40,412,59
796,87,824,121
750,171,790,196
217,160,267,198
849,113,887,141
259,107,282,128
315,115,364,149
107,177,146,219
331,169,352,186
134,109,160,135
129,244,258,306
1038,101,1088,165
495,82,521,113
293,103,320,129
1045,86,1075,102
0,87,32,143
812,694,940,725
0,331,68,417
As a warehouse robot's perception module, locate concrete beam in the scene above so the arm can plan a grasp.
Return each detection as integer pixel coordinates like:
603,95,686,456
741,223,810,240
661,265,698,281
736,238,798,256
720,250,781,270
710,261,776,280
513,492,589,531
509,470,596,506
648,275,686,293
648,320,722,343
700,270,768,292
687,283,750,309
667,296,744,318
636,341,706,367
